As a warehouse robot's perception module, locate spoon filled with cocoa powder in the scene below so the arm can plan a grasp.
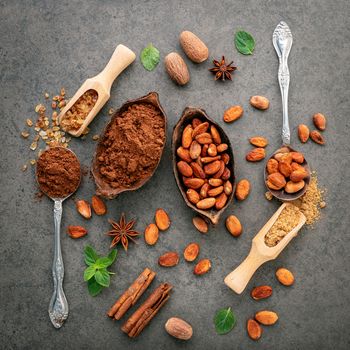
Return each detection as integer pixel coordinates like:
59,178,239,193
36,146,81,328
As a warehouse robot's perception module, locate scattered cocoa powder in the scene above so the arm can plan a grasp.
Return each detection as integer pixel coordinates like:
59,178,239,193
36,147,81,198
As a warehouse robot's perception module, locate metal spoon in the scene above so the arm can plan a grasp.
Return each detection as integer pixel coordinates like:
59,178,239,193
264,21,310,201
36,147,81,328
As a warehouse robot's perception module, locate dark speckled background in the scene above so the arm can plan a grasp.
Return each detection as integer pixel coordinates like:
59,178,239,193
1,0,349,349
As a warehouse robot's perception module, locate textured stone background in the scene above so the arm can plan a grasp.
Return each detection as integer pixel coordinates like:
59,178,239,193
1,0,349,349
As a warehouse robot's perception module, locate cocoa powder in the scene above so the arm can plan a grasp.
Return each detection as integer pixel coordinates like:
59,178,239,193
36,147,81,198
95,103,165,191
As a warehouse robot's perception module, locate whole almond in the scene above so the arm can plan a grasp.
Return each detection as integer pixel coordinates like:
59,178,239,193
165,317,193,340
190,162,206,179
224,180,233,195
144,223,159,245
187,189,200,204
192,216,208,233
251,285,273,300
207,143,217,156
291,152,304,164
215,192,228,210
189,140,201,159
249,136,268,148
210,125,222,144
313,113,326,130
91,195,107,215
204,160,221,175
179,30,208,63
177,161,193,177
278,161,292,177
221,167,231,181
177,146,192,163
159,252,179,267
208,186,224,197
216,143,228,153
226,215,242,237
164,52,190,85
199,183,210,198
195,132,213,144
290,169,308,182
192,118,202,128
250,95,269,110
223,105,243,123
183,177,205,189
194,259,211,275
298,124,310,143
285,180,305,193
67,225,87,239
182,125,193,148
247,319,262,340
276,267,295,286
196,197,216,209
192,122,209,137
155,208,171,231
246,148,265,162
310,130,325,145
255,311,278,325
183,242,200,262
266,173,286,190
235,179,250,201
76,200,91,219
266,158,279,174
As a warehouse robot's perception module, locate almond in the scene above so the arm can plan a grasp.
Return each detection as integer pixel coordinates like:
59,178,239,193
235,179,250,201
155,208,171,231
193,259,211,275
177,161,193,177
144,223,159,245
247,319,262,340
158,252,179,267
223,105,243,123
278,161,292,177
290,169,308,182
291,152,304,164
313,112,326,130
199,183,210,198
165,317,193,340
266,173,286,190
224,180,233,195
246,148,265,162
195,132,213,144
192,122,209,137
208,186,224,197
179,30,208,63
285,180,305,193
182,125,193,148
208,178,223,187
251,285,273,300
207,143,217,157
226,215,242,237
177,146,192,163
164,52,190,85
204,160,221,175
201,156,221,164
310,130,325,145
192,118,202,128
67,225,87,239
215,192,228,210
196,197,216,209
183,177,205,189
221,153,230,164
216,143,228,153
192,216,208,233
186,189,200,204
249,136,268,148
250,95,269,110
91,195,107,215
276,267,295,286
210,125,221,144
298,124,310,143
212,161,225,179
76,200,91,219
183,242,200,262
255,311,278,326
221,167,231,181
190,162,206,179
266,158,279,174
189,140,201,159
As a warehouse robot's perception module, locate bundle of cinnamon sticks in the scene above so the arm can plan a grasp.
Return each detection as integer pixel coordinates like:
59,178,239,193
107,268,172,338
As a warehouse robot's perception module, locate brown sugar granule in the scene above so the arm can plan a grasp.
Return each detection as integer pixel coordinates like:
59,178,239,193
96,103,165,190
60,89,98,131
265,205,302,247
36,147,81,198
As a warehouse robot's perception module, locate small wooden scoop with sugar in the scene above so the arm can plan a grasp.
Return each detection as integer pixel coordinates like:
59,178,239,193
58,44,136,137
224,203,305,294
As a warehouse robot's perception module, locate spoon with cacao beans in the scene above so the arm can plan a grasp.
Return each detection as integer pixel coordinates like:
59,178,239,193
36,147,81,328
265,21,310,201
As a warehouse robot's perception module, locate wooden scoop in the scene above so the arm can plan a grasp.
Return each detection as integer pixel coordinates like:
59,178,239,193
58,44,136,137
224,203,306,294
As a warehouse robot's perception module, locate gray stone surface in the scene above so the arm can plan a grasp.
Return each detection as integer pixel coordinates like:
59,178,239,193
0,0,349,349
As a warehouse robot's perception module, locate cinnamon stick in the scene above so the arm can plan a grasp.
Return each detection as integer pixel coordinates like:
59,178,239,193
121,283,172,338
107,268,156,320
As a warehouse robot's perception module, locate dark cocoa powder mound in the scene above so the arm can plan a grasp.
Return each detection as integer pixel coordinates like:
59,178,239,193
96,103,165,190
36,147,81,198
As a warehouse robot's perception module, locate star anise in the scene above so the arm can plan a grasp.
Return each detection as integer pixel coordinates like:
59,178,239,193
106,213,140,251
209,56,237,81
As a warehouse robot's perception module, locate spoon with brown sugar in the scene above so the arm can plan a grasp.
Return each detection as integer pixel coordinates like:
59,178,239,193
36,147,81,328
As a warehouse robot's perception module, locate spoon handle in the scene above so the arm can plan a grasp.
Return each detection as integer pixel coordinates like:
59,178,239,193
273,21,293,145
48,199,68,328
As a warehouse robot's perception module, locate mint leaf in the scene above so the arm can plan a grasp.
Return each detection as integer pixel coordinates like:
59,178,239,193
84,265,96,281
95,269,110,287
234,31,255,55
84,245,99,266
94,257,112,269
107,249,117,264
214,307,236,335
87,277,103,296
140,44,160,71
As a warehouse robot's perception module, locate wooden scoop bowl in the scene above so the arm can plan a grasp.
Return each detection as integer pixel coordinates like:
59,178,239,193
58,44,136,137
224,203,305,294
